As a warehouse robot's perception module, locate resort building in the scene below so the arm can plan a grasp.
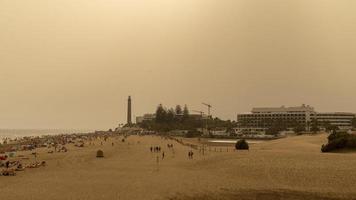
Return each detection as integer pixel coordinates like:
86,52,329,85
210,127,229,136
311,112,355,130
236,105,355,134
136,114,156,124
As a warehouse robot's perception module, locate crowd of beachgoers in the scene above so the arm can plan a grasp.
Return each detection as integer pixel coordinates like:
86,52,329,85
0,130,201,176
0,131,118,176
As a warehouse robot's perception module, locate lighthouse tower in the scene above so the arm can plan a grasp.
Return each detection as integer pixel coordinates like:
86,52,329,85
127,96,132,126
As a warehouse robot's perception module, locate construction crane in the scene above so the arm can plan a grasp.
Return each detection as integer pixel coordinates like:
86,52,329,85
202,103,212,118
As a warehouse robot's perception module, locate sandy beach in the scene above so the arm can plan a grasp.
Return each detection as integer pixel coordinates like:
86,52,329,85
1,133,356,200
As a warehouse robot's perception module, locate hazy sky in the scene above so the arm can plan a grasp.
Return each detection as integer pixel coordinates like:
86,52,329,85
1,0,356,129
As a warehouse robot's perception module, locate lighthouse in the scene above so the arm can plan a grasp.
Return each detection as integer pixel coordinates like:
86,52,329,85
127,96,132,126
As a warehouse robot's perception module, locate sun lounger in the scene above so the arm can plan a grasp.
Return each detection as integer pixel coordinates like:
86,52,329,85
1,169,16,176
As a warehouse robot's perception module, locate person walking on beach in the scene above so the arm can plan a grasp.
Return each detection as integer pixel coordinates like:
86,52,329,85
150,147,153,152
162,151,165,160
188,151,194,159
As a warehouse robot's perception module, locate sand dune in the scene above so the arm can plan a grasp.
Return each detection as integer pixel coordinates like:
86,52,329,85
1,134,356,200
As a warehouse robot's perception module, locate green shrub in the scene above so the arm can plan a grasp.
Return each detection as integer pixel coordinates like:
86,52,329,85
321,132,356,152
293,125,306,134
327,132,349,141
185,131,200,138
346,136,356,148
235,139,249,150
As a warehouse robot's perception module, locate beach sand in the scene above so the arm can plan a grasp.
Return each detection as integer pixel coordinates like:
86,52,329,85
1,134,356,200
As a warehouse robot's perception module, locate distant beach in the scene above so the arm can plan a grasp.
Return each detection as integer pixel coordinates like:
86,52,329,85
0,129,93,141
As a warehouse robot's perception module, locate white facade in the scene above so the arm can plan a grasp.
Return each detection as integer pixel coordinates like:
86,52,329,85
136,114,156,123
210,128,229,136
136,116,144,124
237,105,355,134
312,112,355,130
237,104,315,133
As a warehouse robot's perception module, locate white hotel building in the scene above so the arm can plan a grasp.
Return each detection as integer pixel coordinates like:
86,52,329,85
311,112,355,130
236,105,355,134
